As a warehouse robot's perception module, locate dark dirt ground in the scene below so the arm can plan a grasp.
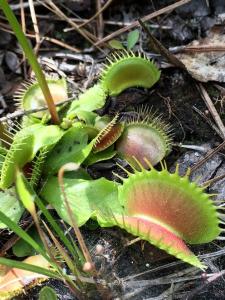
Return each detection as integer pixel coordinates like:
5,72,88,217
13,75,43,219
1,0,225,299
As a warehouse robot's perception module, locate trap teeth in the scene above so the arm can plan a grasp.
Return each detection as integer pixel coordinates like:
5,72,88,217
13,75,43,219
116,116,172,168
101,51,160,96
14,78,68,118
93,115,124,153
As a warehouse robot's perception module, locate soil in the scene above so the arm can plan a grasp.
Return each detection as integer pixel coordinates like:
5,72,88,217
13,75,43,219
1,0,225,299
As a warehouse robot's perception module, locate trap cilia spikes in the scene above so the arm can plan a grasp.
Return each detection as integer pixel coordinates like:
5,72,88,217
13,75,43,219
93,114,124,153
116,106,173,168
0,124,63,189
109,158,222,269
101,50,160,96
14,78,68,119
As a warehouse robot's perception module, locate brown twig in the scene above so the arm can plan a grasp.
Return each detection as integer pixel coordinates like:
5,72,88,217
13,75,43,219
203,172,225,187
95,0,104,39
197,83,225,139
183,45,225,53
138,18,185,69
192,106,223,139
41,0,105,53
79,0,113,29
94,0,191,46
0,96,75,122
190,140,225,174
28,0,40,50
0,21,81,52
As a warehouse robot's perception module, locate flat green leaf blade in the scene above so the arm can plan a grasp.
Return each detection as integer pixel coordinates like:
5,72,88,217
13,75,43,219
0,188,24,229
39,286,58,300
44,126,95,174
127,29,139,50
67,83,106,116
41,177,121,227
108,40,125,50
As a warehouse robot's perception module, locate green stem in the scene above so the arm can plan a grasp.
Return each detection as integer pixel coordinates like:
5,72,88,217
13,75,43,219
0,0,60,124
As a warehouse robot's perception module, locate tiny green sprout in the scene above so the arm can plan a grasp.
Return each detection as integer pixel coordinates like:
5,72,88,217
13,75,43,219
108,29,139,51
116,107,172,168
101,51,160,96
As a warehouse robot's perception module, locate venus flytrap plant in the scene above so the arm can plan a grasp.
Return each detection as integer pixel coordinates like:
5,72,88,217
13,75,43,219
0,0,59,124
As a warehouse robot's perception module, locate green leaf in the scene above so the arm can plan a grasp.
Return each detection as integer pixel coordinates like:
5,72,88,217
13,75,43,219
84,145,116,166
67,83,107,117
39,286,58,300
108,39,125,50
41,176,120,227
0,188,24,229
127,29,139,50
16,171,83,264
44,126,95,174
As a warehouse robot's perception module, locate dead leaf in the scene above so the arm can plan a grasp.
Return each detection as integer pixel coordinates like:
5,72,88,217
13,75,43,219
0,255,51,299
177,26,225,82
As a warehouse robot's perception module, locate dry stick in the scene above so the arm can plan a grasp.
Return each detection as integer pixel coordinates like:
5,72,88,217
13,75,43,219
96,0,104,39
94,0,191,46
42,0,105,53
28,0,42,77
192,106,223,139
0,21,81,52
138,19,185,69
190,140,225,174
183,45,225,53
79,0,113,29
198,83,225,139
0,96,75,122
41,0,96,44
28,0,40,48
203,172,225,187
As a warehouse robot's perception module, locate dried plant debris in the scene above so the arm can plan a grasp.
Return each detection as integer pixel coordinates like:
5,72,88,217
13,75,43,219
0,255,50,300
177,26,225,82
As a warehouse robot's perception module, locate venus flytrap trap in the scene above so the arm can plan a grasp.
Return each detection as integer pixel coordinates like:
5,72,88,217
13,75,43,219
14,78,68,119
101,51,160,96
116,107,173,168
